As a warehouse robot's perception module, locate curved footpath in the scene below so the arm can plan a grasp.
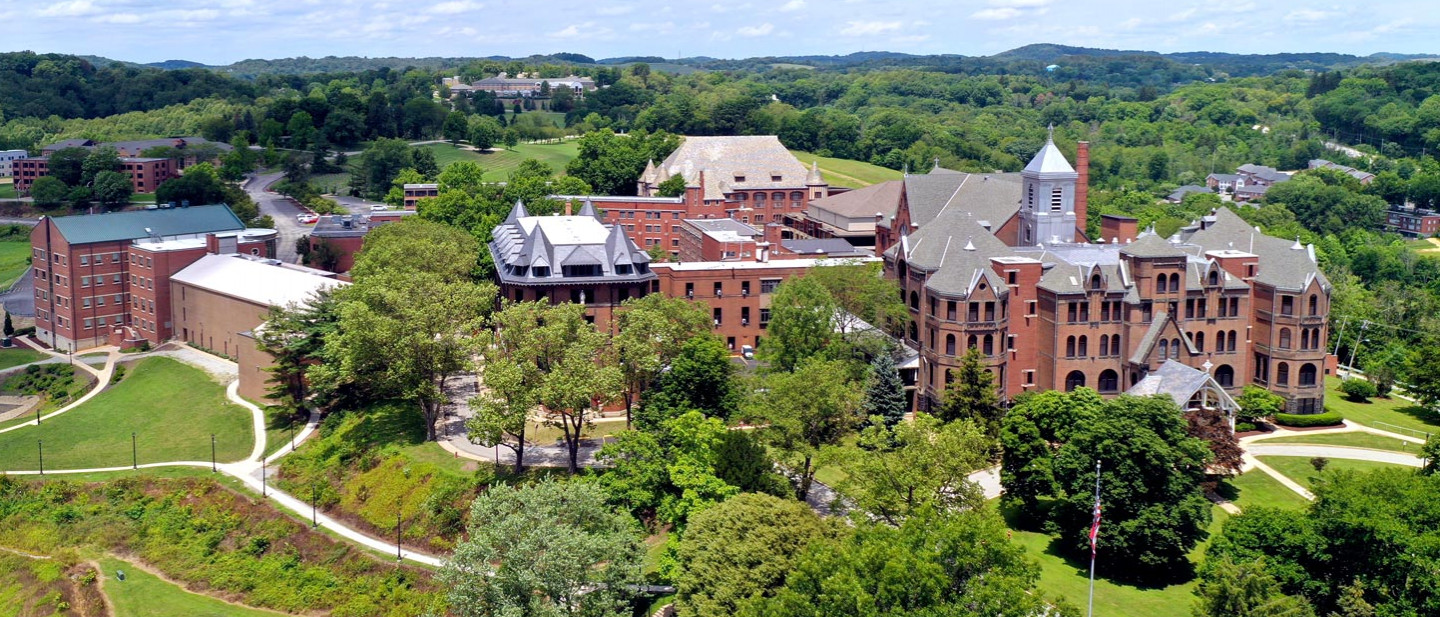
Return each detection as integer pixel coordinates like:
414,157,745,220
0,343,444,567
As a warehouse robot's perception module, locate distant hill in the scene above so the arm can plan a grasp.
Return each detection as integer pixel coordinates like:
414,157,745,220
993,44,1159,61
145,59,210,69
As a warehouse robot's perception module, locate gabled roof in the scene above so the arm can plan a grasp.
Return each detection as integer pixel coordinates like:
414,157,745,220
1127,360,1238,413
884,172,1023,231
1120,232,1185,258
808,180,903,220
1167,185,1211,202
658,136,813,194
1128,312,1198,365
1185,208,1329,293
889,215,1013,297
47,205,245,245
490,213,654,284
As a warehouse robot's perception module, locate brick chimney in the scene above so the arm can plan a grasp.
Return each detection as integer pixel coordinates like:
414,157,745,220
1100,215,1138,245
1075,141,1090,239
205,233,220,254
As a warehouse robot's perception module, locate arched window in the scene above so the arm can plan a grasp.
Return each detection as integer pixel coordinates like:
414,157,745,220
1215,333,1226,353
1169,273,1181,291
772,192,786,202
1209,270,1219,286
945,334,956,356
1111,335,1121,357
910,291,919,310
1066,335,1077,358
1194,332,1205,352
982,334,994,356
790,191,805,202
1300,363,1317,387
1156,275,1167,293
1277,362,1290,386
1159,339,1169,361
1172,338,1182,357
945,369,955,384
753,192,766,205
1098,369,1119,393
1091,274,1103,290
1078,335,1088,357
1100,335,1110,357
1309,295,1318,315
1065,370,1086,392
1216,364,1235,388
1228,330,1237,351
968,335,978,350
1279,328,1292,350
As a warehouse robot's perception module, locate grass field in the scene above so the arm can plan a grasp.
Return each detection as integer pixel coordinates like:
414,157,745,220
0,357,253,471
1324,376,1440,436
0,240,31,290
0,178,15,199
1260,431,1420,453
1218,470,1310,510
425,141,581,182
788,150,905,188
130,192,156,204
1001,502,1226,617
0,347,43,370
97,556,283,617
502,110,568,127
1258,456,1408,490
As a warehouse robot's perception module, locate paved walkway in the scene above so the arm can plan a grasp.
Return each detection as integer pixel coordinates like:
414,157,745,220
0,341,118,435
436,372,611,468
1235,420,1428,503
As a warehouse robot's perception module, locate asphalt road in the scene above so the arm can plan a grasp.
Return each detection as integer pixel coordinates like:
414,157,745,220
245,172,308,263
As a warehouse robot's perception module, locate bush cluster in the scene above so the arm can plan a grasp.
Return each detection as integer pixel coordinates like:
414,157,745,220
1273,411,1343,427
1339,378,1378,401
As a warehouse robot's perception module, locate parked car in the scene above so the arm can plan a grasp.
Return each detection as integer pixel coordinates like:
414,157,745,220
297,214,319,224
371,204,391,211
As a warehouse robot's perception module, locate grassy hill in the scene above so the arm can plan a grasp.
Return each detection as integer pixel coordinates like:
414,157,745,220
788,151,904,188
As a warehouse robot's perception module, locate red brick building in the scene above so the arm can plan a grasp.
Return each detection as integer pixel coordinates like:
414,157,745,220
403,184,438,210
885,137,1331,414
14,156,175,194
30,205,276,351
1385,205,1440,237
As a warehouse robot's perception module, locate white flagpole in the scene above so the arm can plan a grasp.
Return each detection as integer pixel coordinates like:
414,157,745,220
1088,459,1101,617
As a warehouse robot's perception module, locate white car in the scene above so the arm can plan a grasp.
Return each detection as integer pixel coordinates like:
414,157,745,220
297,214,319,224
371,204,391,211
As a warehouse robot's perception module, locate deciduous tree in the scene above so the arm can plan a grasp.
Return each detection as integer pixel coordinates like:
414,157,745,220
441,479,643,617
937,347,1001,436
613,294,712,427
835,413,991,523
753,357,863,499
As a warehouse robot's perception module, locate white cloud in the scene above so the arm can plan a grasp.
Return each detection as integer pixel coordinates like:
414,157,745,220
972,7,1022,20
430,1,482,14
779,0,805,11
38,0,97,17
94,13,142,24
737,23,774,37
838,20,903,36
164,9,222,21
551,24,583,38
629,21,676,34
1285,9,1337,23
987,0,1048,6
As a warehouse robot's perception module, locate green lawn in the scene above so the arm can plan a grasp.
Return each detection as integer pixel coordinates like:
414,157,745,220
0,346,43,370
420,141,580,182
129,192,156,204
789,150,905,188
1218,470,1310,510
1259,431,1419,453
0,240,31,290
1001,503,1225,617
97,556,283,617
1323,376,1440,437
1257,456,1408,490
0,178,15,199
0,357,253,471
503,110,568,127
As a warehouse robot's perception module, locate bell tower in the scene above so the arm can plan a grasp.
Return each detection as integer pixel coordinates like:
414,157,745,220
1017,126,1080,245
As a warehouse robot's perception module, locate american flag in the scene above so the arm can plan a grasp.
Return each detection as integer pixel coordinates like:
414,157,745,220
1089,498,1102,557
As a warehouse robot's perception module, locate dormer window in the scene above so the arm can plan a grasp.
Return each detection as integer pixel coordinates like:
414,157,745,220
532,266,550,277
771,174,782,182
734,174,746,183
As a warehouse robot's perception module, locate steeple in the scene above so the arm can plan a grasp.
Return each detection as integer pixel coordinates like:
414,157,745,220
504,199,529,224
1017,129,1080,245
577,199,600,219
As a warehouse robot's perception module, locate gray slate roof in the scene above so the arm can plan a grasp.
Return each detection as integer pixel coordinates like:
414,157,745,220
883,172,1024,231
1127,360,1238,412
781,238,872,257
48,204,245,245
490,205,655,286
1120,232,1185,258
658,136,814,199
888,214,1013,297
1185,208,1329,293
1167,185,1212,202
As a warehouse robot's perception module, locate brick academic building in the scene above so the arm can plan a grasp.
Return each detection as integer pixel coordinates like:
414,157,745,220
883,135,1332,414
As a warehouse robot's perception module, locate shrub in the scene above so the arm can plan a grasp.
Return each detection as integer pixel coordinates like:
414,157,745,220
1235,422,1258,433
1340,378,1378,402
1274,411,1343,427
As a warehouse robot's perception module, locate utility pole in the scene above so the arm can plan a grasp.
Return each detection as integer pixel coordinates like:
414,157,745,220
1347,320,1370,371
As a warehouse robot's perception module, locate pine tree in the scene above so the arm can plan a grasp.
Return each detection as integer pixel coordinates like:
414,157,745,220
864,349,908,426
3,312,13,338
937,348,1001,435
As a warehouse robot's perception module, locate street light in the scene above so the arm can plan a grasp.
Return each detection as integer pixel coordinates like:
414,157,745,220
37,440,43,475
131,432,137,469
211,434,216,472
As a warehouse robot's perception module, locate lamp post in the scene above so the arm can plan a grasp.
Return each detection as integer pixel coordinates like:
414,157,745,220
396,507,403,562
37,440,43,475
131,432,137,469
210,434,216,473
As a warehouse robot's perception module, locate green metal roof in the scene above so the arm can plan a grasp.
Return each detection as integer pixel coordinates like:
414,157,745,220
48,204,245,244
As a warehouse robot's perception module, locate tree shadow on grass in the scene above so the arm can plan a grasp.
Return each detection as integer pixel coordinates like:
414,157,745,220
997,495,1195,590
1395,405,1440,430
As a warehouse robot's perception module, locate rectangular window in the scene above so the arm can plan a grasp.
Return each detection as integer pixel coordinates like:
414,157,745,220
713,307,722,325
946,301,957,321
1280,296,1294,316
80,255,89,265
759,308,771,328
81,276,90,287
760,279,781,294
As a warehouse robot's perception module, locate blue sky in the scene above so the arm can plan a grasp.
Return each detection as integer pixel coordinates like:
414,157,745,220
13,0,1436,65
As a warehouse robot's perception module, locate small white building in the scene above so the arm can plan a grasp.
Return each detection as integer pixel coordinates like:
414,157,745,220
0,150,27,178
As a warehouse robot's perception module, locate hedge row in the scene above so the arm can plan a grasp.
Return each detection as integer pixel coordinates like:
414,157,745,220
1273,411,1344,428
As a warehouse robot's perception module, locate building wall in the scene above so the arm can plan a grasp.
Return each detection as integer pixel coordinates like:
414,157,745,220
14,157,174,194
236,332,275,403
652,262,817,353
309,234,364,273
171,280,271,359
31,220,134,351
0,150,26,177
497,280,652,334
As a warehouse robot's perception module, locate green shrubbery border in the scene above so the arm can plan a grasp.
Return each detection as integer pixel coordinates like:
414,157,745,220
1273,411,1343,428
